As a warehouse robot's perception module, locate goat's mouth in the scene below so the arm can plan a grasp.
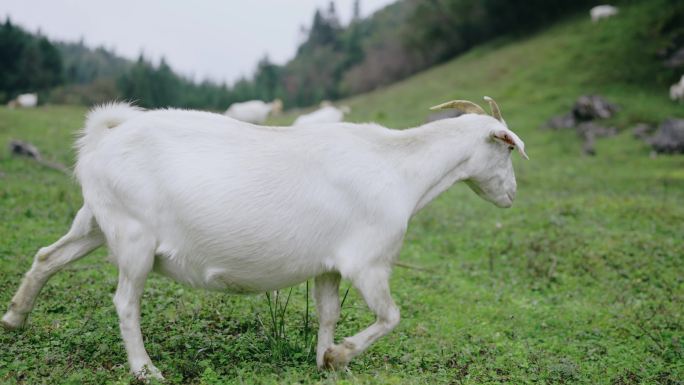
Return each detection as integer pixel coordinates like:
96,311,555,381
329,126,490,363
506,191,515,202
496,199,513,208
465,180,514,208
493,192,514,208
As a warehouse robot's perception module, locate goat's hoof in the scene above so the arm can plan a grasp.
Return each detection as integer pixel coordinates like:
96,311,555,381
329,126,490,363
323,342,353,370
134,364,164,382
1,311,26,330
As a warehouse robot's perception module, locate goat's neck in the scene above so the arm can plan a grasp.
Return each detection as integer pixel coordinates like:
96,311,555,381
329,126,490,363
391,120,479,215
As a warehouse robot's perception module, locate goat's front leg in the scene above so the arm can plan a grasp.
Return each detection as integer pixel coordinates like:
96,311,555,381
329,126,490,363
314,272,341,368
323,267,400,369
111,230,162,380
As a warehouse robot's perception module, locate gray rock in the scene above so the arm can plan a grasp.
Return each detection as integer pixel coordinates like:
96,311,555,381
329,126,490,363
545,112,577,129
9,140,42,159
581,134,596,156
632,123,656,140
576,122,618,155
664,46,684,69
8,139,71,174
572,95,619,121
577,122,618,138
544,95,618,129
648,118,684,154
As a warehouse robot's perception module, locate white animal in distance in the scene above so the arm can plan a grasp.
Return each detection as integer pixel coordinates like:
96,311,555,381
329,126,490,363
224,99,283,124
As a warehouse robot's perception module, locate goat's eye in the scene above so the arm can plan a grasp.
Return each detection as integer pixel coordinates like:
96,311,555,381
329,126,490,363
508,146,514,151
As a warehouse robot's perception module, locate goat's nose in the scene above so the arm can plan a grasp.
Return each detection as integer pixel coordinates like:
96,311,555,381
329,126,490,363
506,190,515,201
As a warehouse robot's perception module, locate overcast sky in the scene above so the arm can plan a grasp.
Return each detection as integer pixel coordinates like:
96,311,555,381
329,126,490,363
0,0,396,84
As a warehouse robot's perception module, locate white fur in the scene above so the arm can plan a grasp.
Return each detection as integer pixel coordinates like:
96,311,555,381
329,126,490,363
590,5,618,22
670,75,684,102
2,102,526,379
7,93,38,108
293,105,351,126
224,99,281,124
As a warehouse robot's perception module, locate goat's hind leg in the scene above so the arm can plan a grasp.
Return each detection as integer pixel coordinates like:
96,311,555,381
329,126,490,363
110,222,162,380
2,205,104,330
323,267,400,369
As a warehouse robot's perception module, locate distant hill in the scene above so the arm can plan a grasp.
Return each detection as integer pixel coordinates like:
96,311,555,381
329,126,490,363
236,0,646,108
296,0,684,131
56,41,131,85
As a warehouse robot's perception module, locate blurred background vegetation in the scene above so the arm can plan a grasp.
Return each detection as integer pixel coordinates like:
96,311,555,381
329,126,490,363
2,0,681,110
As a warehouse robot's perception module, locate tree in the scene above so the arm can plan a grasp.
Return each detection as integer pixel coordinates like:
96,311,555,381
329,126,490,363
407,0,595,64
253,56,282,101
117,55,183,108
353,0,361,22
0,19,63,101
299,9,341,53
326,1,341,29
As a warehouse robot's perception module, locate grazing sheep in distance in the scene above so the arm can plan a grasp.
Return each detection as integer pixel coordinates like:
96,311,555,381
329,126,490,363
293,103,351,126
7,93,38,108
2,97,528,380
670,75,684,102
224,99,282,124
590,5,618,22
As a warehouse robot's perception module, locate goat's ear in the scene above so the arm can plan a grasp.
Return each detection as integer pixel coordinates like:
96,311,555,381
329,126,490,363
490,129,529,159
490,129,515,146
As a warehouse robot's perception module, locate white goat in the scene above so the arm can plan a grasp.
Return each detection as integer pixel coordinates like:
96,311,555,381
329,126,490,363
293,104,351,126
2,97,527,380
7,93,38,108
670,75,684,102
224,99,282,124
590,5,618,22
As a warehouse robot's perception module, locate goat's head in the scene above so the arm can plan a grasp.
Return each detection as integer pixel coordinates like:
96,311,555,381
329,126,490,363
430,96,528,208
270,99,283,115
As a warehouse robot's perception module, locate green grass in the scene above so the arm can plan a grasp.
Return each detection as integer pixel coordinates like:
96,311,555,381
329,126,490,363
1,2,683,384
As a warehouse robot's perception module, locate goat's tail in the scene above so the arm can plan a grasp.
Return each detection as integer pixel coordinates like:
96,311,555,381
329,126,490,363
76,102,143,155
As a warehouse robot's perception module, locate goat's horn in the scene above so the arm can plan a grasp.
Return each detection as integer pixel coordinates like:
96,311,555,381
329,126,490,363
483,96,503,122
429,100,487,115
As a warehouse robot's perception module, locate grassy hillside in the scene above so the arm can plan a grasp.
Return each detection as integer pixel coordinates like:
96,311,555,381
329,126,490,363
1,1,683,384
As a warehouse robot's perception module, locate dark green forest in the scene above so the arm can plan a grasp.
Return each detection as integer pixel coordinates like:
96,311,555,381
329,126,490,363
0,20,63,103
1,0,681,110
